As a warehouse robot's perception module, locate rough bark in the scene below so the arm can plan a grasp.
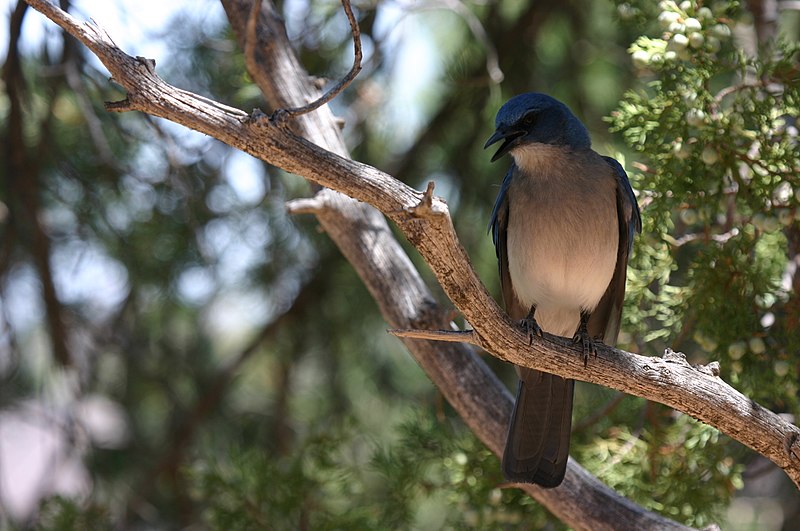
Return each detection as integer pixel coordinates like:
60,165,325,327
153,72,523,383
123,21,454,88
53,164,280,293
22,0,800,527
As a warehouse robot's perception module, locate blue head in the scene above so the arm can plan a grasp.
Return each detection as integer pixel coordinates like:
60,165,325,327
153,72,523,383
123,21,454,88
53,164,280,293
484,93,591,162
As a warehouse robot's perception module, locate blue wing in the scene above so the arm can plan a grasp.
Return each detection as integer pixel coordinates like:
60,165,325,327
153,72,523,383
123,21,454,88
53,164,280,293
489,166,514,257
592,156,642,344
488,166,521,316
603,156,642,245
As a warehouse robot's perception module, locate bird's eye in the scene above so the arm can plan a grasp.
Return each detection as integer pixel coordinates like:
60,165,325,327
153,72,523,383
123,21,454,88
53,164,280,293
522,113,537,126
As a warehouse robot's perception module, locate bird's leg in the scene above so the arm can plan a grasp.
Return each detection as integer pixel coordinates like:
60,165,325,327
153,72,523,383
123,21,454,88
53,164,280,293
573,311,596,366
520,305,543,345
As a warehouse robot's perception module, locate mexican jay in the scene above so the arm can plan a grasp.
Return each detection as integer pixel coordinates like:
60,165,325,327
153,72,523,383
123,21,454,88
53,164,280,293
485,93,641,488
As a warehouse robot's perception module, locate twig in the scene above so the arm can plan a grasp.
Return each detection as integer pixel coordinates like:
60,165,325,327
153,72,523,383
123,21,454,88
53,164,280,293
272,0,362,121
714,81,762,103
286,195,328,215
389,328,481,345
666,228,740,247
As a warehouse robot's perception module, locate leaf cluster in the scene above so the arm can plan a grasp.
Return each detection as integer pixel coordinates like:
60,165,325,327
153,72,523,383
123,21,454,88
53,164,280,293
610,0,800,413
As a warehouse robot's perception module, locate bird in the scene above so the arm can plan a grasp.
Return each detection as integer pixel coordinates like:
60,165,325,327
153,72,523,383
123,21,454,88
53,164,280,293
485,93,641,488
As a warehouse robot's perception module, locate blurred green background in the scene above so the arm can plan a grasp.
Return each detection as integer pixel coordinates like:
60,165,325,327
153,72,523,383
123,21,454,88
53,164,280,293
1,0,798,528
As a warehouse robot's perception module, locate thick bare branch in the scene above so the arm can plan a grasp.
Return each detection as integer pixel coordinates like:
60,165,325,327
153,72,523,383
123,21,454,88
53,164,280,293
23,0,800,526
24,0,800,489
218,2,683,528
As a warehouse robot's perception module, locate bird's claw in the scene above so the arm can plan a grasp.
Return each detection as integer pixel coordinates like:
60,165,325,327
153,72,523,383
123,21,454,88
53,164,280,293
573,329,597,367
520,317,543,345
573,312,597,367
518,306,543,345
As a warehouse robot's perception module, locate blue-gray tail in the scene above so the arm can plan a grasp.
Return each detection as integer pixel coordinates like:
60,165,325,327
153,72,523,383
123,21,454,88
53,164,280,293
502,368,574,488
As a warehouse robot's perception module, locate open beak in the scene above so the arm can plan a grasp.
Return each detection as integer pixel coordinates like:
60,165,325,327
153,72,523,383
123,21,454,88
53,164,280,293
484,128,525,162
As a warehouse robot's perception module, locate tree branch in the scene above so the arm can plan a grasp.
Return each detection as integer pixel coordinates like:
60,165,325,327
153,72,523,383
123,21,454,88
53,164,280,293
390,328,480,344
23,0,800,527
273,0,363,120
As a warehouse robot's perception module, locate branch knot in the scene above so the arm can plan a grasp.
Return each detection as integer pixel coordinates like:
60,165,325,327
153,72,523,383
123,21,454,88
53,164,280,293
245,108,269,125
785,431,800,461
663,348,689,365
405,181,447,219
695,360,721,377
134,56,156,75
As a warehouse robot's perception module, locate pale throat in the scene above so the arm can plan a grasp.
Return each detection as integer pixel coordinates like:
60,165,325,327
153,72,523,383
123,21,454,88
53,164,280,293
509,143,575,175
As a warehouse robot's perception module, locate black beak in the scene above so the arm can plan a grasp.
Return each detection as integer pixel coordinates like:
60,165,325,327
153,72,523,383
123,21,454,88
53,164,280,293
484,128,525,162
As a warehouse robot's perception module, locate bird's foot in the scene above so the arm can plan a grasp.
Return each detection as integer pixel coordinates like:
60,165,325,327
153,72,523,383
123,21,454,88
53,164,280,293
573,329,597,367
520,306,543,345
573,312,597,367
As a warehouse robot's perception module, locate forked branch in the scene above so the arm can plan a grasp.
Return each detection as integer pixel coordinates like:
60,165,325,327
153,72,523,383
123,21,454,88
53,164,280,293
23,0,800,490
22,1,800,528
